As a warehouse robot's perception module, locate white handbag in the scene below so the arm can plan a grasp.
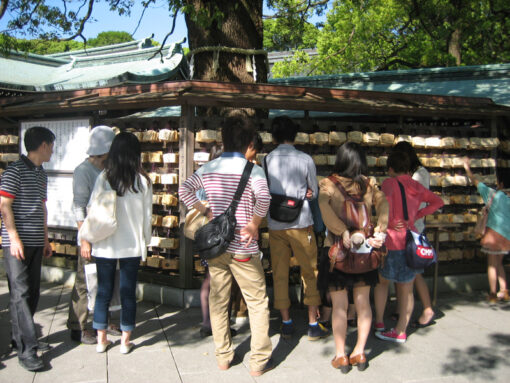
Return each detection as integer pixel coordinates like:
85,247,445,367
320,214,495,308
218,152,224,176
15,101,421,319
78,178,118,243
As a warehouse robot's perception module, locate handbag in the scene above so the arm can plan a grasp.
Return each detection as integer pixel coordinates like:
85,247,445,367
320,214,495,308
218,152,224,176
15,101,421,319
327,175,385,274
474,190,496,238
194,161,254,260
84,263,121,312
397,181,437,269
78,176,118,244
184,201,209,240
263,156,304,222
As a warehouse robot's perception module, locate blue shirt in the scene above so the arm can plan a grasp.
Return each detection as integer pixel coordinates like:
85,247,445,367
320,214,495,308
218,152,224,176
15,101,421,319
264,144,318,230
478,182,510,241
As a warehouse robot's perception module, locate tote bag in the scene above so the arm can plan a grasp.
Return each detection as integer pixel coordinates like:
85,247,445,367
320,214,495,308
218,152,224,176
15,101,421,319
184,201,209,240
78,177,118,243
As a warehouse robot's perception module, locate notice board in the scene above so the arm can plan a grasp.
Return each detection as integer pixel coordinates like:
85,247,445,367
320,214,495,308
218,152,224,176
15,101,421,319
20,119,91,228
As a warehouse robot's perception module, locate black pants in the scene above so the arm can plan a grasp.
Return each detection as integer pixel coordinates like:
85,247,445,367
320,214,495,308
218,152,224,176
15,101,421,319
3,246,43,359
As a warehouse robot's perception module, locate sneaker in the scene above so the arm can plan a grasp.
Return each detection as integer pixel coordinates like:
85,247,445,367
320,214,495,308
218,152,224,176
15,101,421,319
375,328,407,343
308,322,329,341
374,322,385,332
281,321,295,339
18,355,44,371
81,330,97,344
107,324,122,336
487,293,498,304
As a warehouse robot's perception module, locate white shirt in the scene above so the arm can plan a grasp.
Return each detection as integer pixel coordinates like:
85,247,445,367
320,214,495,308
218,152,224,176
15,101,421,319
91,171,152,261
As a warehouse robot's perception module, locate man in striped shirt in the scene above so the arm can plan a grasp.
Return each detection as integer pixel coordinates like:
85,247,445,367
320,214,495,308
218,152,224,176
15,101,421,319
179,116,273,377
1,126,55,371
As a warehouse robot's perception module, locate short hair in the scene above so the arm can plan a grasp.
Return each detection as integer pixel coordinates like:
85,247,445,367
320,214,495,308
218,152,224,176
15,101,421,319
252,133,263,153
271,116,297,144
221,116,256,153
387,151,411,174
24,126,56,152
392,141,422,173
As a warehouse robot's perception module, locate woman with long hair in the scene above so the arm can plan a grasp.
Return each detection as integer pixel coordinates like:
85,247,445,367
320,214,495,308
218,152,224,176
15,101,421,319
91,132,152,354
318,142,389,373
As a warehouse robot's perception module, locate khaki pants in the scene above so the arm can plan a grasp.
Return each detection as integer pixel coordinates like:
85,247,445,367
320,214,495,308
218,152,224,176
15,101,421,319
67,250,93,331
208,252,272,372
269,227,321,310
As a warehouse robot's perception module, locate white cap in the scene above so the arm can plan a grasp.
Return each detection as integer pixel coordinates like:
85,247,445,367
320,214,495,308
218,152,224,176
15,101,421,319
87,125,115,156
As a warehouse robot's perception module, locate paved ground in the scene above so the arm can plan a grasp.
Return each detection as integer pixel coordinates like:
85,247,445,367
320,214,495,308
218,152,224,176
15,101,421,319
1,279,510,383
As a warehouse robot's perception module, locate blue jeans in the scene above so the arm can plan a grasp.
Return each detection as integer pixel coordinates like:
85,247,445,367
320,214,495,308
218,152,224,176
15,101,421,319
93,257,139,332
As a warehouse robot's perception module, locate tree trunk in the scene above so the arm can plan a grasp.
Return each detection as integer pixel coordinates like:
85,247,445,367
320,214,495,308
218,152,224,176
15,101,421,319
185,0,266,117
448,28,462,66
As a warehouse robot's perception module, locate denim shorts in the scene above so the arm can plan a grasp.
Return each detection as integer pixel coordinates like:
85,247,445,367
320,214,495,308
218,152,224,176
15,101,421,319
379,250,422,283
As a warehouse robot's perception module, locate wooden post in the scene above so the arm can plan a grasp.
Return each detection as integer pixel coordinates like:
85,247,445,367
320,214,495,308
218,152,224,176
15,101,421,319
178,104,195,289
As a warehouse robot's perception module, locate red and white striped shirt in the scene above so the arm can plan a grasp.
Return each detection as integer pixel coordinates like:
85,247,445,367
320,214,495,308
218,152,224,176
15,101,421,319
179,156,270,255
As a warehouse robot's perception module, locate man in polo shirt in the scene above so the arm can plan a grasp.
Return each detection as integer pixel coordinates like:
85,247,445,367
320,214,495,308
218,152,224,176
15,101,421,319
1,126,55,371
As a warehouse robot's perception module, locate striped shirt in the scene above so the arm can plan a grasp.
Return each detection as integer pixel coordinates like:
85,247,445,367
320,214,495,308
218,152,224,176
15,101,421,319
0,155,48,247
179,155,270,255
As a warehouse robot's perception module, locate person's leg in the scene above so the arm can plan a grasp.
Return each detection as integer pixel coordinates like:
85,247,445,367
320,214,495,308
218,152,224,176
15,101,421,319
414,273,434,325
487,254,498,298
395,280,414,335
118,257,140,346
207,253,235,368
200,269,211,330
374,274,389,325
329,289,348,358
93,257,116,345
26,247,43,317
351,285,371,357
269,230,292,321
288,228,322,323
229,255,272,373
495,254,507,295
3,247,41,360
67,251,96,341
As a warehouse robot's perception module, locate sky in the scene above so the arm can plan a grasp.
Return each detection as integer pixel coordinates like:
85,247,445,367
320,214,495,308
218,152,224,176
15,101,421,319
0,1,328,48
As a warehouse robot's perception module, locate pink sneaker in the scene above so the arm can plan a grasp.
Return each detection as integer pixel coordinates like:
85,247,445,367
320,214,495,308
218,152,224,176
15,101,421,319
375,328,406,343
374,322,385,332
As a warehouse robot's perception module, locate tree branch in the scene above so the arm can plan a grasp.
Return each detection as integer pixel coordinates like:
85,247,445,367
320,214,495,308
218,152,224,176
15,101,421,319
263,0,329,19
64,0,94,41
132,0,156,37
149,9,179,62
0,0,9,21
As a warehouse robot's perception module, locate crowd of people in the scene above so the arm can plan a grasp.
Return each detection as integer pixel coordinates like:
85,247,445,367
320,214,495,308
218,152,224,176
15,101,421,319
2,116,509,374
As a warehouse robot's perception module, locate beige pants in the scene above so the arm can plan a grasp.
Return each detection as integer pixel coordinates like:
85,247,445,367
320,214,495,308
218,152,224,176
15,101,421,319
67,249,93,331
269,227,322,310
208,252,272,372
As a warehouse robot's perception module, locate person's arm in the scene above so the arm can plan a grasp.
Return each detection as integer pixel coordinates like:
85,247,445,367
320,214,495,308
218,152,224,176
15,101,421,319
463,157,479,187
0,197,24,260
415,188,445,220
72,168,92,259
43,201,52,258
318,179,348,237
306,157,319,199
240,174,270,247
178,172,207,215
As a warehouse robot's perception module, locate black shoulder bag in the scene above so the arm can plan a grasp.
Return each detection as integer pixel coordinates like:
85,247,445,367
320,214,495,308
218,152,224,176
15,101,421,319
194,161,254,260
263,156,304,222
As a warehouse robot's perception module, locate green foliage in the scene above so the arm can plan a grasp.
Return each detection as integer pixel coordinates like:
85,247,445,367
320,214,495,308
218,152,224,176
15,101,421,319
273,0,510,77
88,31,134,47
263,18,319,51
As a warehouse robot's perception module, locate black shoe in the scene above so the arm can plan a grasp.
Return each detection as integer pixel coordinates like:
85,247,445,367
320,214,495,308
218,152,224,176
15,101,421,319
19,355,44,371
81,330,97,345
308,322,330,341
70,330,81,342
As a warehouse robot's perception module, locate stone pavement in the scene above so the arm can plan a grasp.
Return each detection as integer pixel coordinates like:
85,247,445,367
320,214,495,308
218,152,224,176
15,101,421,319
1,278,510,383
